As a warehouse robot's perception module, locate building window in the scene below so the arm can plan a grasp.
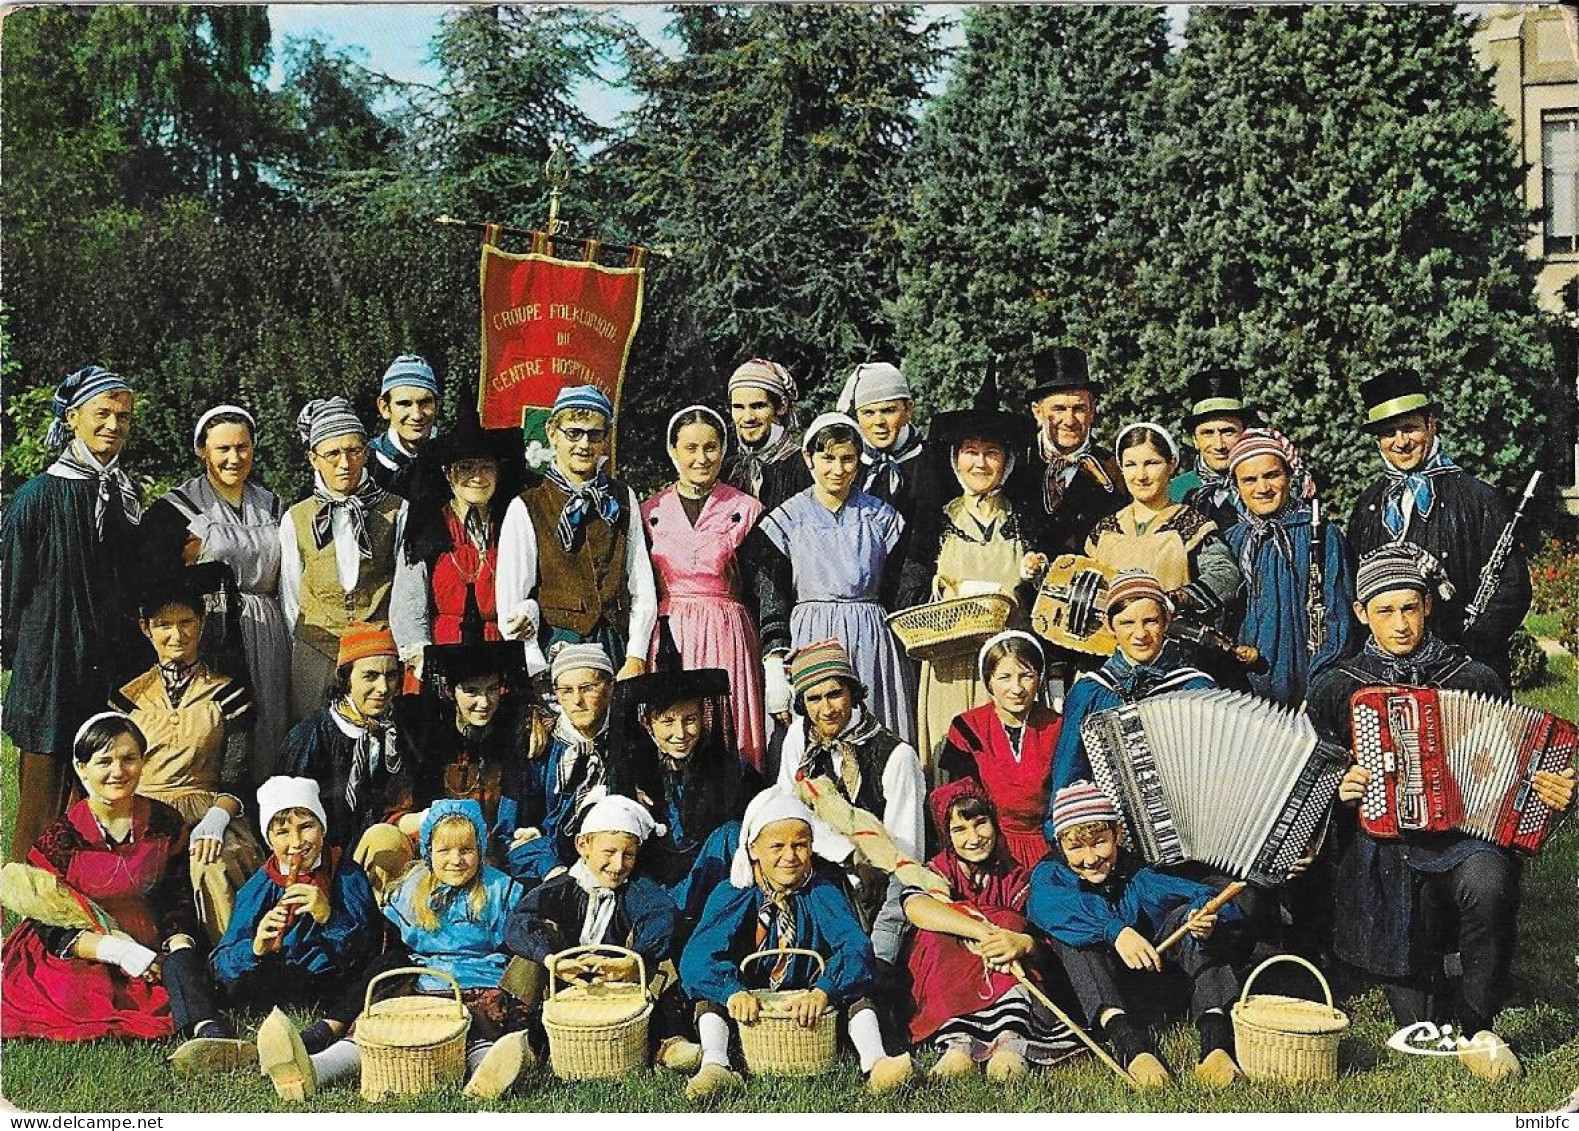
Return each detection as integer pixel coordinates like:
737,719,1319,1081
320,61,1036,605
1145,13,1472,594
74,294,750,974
1544,112,1579,255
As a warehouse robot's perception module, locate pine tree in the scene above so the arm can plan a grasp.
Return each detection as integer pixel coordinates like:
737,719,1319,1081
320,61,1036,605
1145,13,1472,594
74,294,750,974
893,6,1167,411
1101,6,1554,512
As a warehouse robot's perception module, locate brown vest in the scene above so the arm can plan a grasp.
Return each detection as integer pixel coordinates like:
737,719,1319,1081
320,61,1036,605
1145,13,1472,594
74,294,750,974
289,493,403,659
521,478,632,638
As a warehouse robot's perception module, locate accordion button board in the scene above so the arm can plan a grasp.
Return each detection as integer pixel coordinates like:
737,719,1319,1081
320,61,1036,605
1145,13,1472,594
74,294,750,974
1348,686,1579,853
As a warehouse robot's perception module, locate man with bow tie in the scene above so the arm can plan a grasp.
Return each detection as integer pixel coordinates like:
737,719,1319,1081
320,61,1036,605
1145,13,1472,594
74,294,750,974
771,639,923,965
278,397,409,724
3,365,148,859
1345,370,1530,684
1010,344,1127,559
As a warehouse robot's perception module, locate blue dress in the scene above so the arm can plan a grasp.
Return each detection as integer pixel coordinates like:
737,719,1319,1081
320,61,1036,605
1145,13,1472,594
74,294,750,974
756,489,916,744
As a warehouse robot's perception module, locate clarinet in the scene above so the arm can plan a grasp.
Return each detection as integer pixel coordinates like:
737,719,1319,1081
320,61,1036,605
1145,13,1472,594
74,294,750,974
1462,470,1540,632
1307,497,1326,656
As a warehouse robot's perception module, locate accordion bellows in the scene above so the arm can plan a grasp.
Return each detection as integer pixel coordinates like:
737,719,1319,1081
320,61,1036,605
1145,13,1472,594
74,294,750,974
1349,686,1578,853
1080,689,1346,887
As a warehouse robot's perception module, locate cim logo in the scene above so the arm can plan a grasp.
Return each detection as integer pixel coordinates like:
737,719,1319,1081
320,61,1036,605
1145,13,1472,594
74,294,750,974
1385,1020,1470,1057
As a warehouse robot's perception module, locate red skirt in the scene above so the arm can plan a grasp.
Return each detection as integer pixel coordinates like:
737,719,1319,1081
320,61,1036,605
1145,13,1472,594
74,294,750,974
0,924,173,1041
905,905,1028,1044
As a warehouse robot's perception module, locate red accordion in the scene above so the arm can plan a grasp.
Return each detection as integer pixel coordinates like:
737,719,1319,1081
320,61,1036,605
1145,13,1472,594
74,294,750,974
1349,686,1578,853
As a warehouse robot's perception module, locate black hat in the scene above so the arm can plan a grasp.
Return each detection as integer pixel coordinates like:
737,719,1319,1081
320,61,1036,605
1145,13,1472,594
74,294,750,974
422,588,529,687
430,408,521,468
1182,367,1258,431
615,617,730,712
137,570,206,620
1026,345,1099,402
929,362,1036,453
1359,370,1434,433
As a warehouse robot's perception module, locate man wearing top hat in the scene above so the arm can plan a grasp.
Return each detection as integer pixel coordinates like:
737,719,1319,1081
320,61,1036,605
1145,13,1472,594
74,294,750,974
367,354,441,499
1009,344,1126,559
1346,370,1531,682
1170,366,1259,533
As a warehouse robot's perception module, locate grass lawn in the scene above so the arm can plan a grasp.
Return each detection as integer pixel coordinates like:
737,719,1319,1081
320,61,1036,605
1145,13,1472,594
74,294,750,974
2,657,1577,1113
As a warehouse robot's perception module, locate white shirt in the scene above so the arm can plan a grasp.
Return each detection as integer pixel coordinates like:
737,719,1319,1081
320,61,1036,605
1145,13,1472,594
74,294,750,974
494,482,657,675
277,472,409,633
774,708,925,963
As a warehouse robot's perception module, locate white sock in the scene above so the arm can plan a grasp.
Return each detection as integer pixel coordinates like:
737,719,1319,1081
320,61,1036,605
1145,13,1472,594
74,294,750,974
698,1012,732,1068
467,1041,494,1076
848,1007,888,1073
310,1038,361,1084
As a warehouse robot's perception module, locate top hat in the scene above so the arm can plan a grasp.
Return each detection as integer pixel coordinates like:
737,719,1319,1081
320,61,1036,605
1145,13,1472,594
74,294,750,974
1026,345,1100,402
1182,366,1259,431
1359,370,1433,433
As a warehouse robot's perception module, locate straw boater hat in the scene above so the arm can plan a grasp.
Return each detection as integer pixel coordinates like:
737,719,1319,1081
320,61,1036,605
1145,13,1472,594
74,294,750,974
1182,367,1259,432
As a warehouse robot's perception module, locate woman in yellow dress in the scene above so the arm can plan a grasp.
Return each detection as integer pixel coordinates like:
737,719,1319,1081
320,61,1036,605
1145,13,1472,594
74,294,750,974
1084,422,1242,624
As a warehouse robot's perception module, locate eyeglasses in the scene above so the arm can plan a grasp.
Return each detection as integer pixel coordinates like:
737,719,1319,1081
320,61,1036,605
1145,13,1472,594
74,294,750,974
557,427,607,444
313,443,367,464
449,460,497,478
554,678,609,699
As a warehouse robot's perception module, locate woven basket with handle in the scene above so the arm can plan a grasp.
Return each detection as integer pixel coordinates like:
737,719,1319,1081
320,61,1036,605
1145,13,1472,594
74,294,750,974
542,944,653,1081
885,594,1014,661
354,966,471,1101
1231,954,1349,1083
736,947,837,1078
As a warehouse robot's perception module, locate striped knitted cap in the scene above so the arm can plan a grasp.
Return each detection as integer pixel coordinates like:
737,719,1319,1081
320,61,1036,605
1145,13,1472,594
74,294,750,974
837,361,911,412
550,640,614,682
1355,544,1429,606
551,384,614,420
380,354,439,396
336,621,398,667
1050,779,1121,838
297,396,366,450
47,365,132,447
728,358,797,404
1227,427,1317,501
788,638,858,697
1104,569,1171,617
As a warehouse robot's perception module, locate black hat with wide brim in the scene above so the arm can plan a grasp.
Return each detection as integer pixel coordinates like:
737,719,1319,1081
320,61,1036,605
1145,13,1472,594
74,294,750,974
1025,345,1101,402
1182,366,1260,431
613,616,731,712
429,408,523,468
1359,370,1434,433
423,637,529,685
137,569,208,620
929,363,1036,453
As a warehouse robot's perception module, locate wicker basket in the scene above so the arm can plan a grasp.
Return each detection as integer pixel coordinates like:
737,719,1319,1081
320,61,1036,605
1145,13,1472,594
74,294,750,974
354,966,471,1102
1231,954,1349,1083
542,944,653,1081
736,948,838,1078
885,594,1014,661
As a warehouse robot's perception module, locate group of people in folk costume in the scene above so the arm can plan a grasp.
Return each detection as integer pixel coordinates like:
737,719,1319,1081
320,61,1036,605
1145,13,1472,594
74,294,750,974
1,342,1571,1103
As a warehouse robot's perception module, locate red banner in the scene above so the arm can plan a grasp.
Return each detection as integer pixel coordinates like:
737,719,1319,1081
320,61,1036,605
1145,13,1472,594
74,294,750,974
476,240,644,443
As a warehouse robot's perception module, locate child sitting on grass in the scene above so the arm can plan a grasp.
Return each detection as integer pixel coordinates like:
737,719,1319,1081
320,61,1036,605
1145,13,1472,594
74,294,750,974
505,789,691,1067
1026,780,1248,1089
678,788,913,1101
259,799,531,1102
210,777,383,1055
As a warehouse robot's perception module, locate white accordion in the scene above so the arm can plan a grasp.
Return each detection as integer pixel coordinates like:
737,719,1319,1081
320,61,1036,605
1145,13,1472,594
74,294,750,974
1080,689,1347,886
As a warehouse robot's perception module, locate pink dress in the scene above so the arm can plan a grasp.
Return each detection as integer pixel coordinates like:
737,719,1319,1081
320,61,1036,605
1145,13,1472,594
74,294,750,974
640,483,766,769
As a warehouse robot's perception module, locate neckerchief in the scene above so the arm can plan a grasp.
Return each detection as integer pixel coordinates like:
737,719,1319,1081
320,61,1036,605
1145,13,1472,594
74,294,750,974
47,440,143,539
803,709,882,802
570,859,619,945
309,471,389,560
553,710,606,798
334,700,400,814
545,463,620,552
731,424,798,496
1038,433,1113,513
862,425,924,497
1236,502,1308,586
158,660,199,708
1100,643,1188,701
1381,438,1458,539
1192,457,1233,512
264,846,334,898
1362,630,1455,687
754,876,805,989
450,500,490,553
